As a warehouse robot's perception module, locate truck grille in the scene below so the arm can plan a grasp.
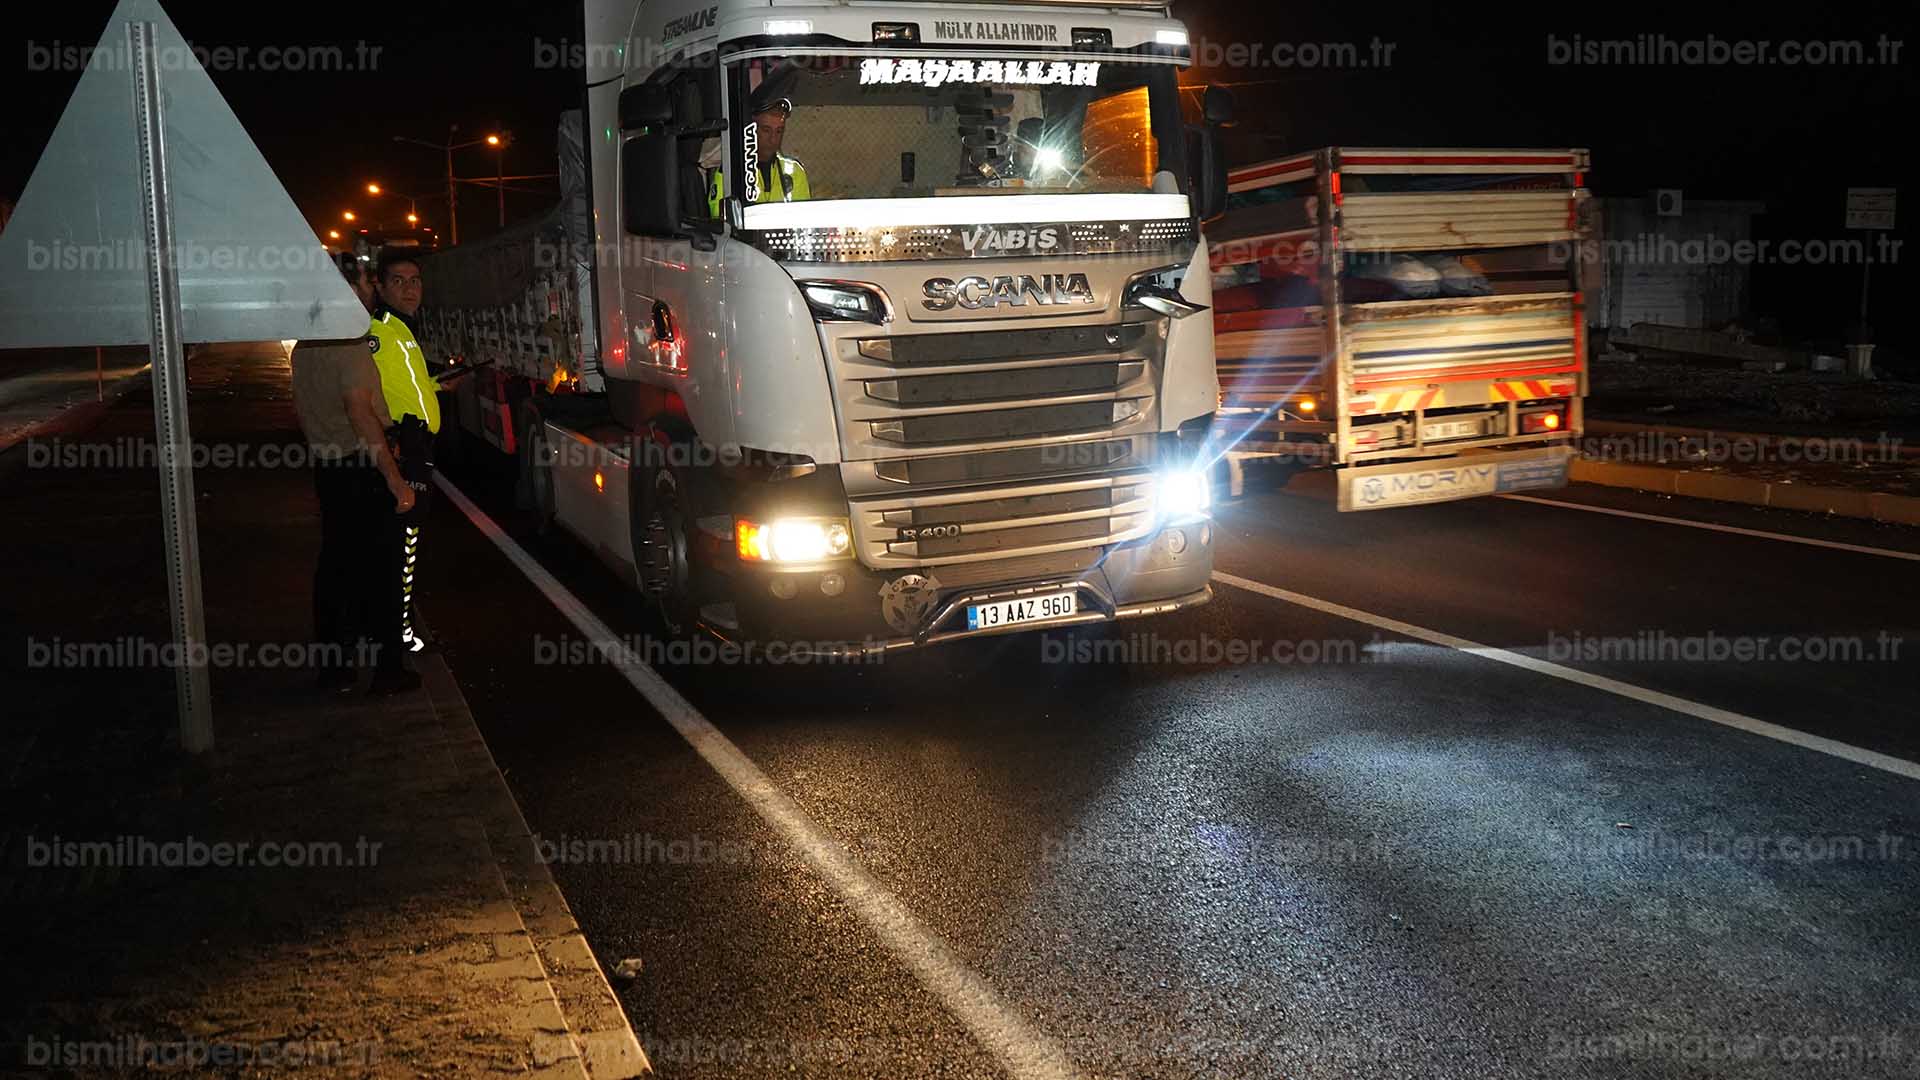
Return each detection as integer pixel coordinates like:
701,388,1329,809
852,474,1157,568
832,321,1160,460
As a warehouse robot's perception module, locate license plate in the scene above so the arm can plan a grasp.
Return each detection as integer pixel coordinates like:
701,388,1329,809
1421,418,1486,441
966,590,1077,630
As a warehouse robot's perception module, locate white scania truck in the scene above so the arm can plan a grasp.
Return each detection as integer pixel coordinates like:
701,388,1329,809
420,0,1230,649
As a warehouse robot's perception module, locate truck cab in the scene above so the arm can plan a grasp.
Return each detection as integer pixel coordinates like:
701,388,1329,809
519,0,1230,649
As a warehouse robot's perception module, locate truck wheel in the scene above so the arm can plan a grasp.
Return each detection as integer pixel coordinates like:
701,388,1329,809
516,405,556,533
636,457,697,637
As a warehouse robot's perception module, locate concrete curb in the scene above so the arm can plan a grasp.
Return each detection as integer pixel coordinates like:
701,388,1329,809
424,654,654,1078
0,366,151,459
1568,458,1920,526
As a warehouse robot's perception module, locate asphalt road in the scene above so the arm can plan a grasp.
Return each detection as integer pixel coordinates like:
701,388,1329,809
421,449,1920,1080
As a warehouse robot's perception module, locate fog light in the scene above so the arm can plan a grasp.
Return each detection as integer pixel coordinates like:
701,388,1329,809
770,577,798,600
820,572,846,597
1166,528,1188,555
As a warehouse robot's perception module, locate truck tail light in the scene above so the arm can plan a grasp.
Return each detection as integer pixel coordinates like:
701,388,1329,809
1521,409,1565,433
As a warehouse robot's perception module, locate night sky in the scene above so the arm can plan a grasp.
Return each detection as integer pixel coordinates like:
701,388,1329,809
4,1,1914,349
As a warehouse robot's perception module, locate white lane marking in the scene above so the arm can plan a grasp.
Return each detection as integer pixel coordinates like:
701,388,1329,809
1211,570,1920,784
1498,493,1920,562
435,472,1081,1080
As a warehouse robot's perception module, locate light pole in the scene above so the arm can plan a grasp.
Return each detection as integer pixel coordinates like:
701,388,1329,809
391,126,502,245
488,132,511,227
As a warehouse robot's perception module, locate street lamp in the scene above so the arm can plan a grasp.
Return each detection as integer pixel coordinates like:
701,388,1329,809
364,180,425,219
487,132,513,227
391,126,507,245
342,210,356,221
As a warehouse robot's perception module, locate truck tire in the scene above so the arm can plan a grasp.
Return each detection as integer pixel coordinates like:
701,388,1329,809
516,404,556,534
634,442,698,637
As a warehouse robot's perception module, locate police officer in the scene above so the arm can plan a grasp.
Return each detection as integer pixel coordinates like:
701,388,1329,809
708,96,810,216
366,249,441,692
292,254,403,692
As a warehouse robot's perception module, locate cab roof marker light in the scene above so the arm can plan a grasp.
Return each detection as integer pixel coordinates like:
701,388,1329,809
765,19,813,35
742,192,1190,230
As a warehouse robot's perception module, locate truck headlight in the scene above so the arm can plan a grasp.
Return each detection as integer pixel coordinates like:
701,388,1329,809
1124,265,1208,319
736,517,853,563
1155,468,1211,524
798,281,889,324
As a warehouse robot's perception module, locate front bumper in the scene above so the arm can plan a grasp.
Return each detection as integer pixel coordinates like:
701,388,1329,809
722,520,1215,654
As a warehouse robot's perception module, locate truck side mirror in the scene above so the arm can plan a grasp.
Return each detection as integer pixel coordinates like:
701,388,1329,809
622,131,682,237
1203,85,1235,127
1189,125,1228,223
1190,84,1234,223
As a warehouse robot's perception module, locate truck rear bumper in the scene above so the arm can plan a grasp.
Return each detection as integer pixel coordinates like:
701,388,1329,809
1337,444,1572,511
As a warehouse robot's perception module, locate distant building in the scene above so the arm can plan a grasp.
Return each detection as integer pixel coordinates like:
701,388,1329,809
1587,195,1767,332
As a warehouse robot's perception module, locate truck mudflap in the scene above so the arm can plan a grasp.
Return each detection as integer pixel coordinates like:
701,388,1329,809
1337,444,1572,511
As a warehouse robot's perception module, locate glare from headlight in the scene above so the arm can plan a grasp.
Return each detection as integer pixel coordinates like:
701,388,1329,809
1156,468,1211,523
772,520,831,562
738,517,853,563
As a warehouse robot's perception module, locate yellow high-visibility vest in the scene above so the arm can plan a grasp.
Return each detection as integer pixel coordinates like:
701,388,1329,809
366,311,441,433
708,155,810,217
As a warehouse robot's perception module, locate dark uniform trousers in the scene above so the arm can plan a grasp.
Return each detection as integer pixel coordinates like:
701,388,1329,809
389,417,435,656
312,452,407,673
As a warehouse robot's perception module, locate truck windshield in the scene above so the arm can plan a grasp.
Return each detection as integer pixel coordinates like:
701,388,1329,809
723,53,1187,210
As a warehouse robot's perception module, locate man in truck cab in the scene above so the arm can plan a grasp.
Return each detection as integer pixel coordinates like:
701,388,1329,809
366,250,441,687
707,95,810,215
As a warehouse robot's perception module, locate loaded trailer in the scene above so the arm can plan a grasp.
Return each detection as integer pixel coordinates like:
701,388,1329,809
1204,147,1594,509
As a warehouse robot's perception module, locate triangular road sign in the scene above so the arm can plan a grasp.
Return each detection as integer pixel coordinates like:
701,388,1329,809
0,0,366,348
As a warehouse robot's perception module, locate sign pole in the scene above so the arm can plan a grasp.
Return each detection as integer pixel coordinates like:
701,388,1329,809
130,19,214,753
